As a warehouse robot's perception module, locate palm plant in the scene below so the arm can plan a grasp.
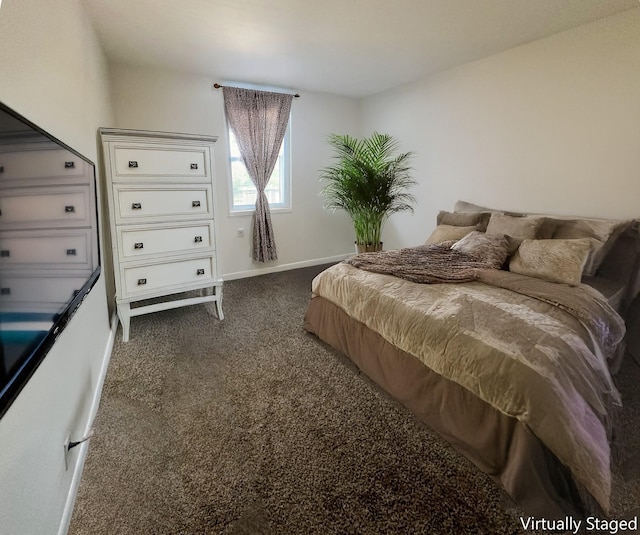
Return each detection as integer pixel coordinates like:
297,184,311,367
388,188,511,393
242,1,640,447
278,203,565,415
320,132,416,252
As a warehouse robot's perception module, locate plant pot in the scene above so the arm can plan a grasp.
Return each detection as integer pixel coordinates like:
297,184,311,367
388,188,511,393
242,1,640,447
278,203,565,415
355,242,383,253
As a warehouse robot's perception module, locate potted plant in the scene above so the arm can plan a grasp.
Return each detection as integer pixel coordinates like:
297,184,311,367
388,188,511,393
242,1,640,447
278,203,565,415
320,132,416,252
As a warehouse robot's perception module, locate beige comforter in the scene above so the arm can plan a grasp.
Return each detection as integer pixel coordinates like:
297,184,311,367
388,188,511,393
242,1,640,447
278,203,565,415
311,262,625,511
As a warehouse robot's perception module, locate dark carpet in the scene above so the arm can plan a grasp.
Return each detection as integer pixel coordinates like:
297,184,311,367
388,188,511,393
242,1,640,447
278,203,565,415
69,265,640,534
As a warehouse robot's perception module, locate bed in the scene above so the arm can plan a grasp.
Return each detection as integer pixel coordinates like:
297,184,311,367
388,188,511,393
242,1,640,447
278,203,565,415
304,201,640,518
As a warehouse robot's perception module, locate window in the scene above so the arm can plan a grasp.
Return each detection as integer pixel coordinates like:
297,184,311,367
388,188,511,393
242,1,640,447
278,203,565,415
228,124,290,212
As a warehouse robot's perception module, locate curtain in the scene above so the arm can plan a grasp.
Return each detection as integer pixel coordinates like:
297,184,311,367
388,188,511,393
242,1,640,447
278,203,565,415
222,87,293,262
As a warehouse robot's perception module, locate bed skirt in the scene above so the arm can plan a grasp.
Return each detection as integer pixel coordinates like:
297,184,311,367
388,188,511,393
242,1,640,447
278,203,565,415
304,295,587,519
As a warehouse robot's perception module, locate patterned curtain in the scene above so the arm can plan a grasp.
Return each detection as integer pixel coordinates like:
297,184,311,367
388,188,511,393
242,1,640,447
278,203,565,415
222,87,293,262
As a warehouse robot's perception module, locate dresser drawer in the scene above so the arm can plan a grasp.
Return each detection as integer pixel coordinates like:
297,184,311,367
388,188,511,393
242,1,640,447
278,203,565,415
117,221,214,261
0,275,87,305
113,185,212,224
0,185,91,229
0,229,91,269
121,256,215,298
112,145,209,181
0,148,88,181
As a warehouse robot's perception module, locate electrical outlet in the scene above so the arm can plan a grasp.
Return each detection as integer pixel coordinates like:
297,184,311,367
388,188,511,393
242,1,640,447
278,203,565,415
237,228,245,238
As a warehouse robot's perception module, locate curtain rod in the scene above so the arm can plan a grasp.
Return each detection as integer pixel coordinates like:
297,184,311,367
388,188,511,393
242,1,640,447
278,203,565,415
213,83,300,98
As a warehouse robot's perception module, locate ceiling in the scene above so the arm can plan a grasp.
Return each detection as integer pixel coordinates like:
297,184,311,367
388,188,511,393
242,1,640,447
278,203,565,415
82,0,638,98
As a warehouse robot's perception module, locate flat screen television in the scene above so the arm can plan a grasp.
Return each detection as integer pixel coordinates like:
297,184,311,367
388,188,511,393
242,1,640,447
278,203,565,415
0,102,101,417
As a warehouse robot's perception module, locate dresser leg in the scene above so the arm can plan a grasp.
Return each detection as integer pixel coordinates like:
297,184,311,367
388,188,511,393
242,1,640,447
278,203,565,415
214,285,224,320
117,302,131,342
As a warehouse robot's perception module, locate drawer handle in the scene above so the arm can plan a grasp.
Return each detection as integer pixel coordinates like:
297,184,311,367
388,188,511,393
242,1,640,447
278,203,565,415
0,250,9,257
66,248,77,256
65,205,75,213
194,236,202,243
192,200,201,207
0,287,10,295
134,242,144,249
196,269,205,275
128,161,139,168
0,166,4,173
190,163,198,170
137,278,147,285
64,161,75,169
131,202,142,210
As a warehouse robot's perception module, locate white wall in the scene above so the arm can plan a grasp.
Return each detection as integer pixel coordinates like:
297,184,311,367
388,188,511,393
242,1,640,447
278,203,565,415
108,64,358,278
0,1,112,159
361,8,640,250
0,0,114,533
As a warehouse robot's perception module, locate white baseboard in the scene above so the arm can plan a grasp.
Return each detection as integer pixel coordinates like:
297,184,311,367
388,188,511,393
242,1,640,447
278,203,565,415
58,311,119,535
222,253,352,281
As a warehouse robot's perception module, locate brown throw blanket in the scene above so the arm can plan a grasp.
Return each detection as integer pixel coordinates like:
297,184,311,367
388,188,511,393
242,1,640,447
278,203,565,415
345,244,496,284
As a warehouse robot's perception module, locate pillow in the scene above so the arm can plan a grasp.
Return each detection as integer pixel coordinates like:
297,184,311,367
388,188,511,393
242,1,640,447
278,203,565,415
436,210,491,231
453,200,496,213
486,213,553,240
453,200,525,217
551,218,630,276
552,217,626,241
509,239,593,286
426,224,475,244
451,231,510,269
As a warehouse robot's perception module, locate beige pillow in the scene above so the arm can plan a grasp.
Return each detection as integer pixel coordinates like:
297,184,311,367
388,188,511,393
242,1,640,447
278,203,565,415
426,224,475,244
451,231,510,269
453,200,496,213
453,200,525,217
551,218,630,276
509,239,593,286
486,213,552,240
436,210,491,231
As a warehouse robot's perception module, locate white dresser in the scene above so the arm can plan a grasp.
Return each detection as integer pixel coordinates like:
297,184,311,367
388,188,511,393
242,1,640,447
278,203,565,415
100,128,223,342
0,136,98,313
